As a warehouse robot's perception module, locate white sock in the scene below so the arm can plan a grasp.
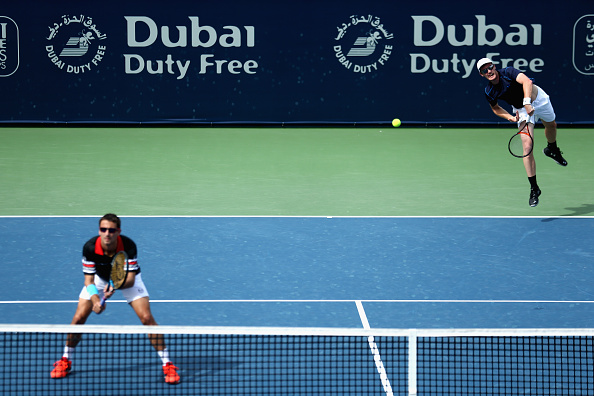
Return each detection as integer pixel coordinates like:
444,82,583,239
157,348,171,365
63,346,75,360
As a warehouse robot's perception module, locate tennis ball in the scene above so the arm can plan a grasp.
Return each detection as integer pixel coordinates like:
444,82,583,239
392,118,401,128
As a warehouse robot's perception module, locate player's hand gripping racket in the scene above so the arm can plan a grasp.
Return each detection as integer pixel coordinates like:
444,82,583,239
100,251,129,306
508,118,533,158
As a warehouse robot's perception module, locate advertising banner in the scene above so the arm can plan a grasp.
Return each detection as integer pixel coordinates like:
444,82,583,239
1,0,592,124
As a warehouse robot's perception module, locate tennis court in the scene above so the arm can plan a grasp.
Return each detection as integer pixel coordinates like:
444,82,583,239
2,126,593,217
1,126,593,395
2,0,594,392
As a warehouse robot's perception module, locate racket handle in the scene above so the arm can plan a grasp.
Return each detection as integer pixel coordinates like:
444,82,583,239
100,280,115,306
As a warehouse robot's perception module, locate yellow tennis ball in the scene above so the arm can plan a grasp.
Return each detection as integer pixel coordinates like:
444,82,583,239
392,118,401,127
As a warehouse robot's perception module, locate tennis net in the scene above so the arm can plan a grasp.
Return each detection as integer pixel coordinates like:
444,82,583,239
0,325,592,396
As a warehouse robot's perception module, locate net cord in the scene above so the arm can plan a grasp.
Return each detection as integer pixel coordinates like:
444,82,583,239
1,324,593,337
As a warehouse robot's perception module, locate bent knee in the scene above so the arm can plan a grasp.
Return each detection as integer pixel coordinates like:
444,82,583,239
138,313,158,326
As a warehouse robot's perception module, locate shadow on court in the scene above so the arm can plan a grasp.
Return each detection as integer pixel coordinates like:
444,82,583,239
563,203,594,216
541,203,594,221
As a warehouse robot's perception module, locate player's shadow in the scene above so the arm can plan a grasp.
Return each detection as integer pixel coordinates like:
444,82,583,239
121,355,241,383
174,355,241,382
62,355,239,385
542,204,594,222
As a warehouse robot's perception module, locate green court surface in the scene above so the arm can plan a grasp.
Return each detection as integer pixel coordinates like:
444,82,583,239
0,127,592,217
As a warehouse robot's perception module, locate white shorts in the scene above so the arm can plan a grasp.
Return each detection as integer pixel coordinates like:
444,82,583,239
79,273,149,303
513,85,556,127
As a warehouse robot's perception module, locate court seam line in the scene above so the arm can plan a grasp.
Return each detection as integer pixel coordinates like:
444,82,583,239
1,215,593,219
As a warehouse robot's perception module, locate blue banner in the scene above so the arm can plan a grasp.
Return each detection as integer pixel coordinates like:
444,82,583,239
1,0,593,124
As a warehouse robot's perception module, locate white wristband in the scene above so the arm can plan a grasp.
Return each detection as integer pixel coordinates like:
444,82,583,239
523,98,531,106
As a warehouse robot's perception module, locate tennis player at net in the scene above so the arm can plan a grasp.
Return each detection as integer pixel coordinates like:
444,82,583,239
50,213,180,384
477,57,568,207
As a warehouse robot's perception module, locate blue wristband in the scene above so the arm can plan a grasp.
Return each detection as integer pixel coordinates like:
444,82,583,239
86,284,99,296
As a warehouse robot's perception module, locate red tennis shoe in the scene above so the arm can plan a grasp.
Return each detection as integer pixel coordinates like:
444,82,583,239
50,357,71,379
163,362,180,384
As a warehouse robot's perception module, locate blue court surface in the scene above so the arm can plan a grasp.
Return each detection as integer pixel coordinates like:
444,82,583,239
1,216,593,329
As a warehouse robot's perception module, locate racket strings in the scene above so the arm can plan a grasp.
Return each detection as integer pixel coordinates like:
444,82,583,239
110,252,128,289
509,130,533,158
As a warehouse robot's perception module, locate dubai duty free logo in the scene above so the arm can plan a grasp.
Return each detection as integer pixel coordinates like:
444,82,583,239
0,16,19,77
45,14,107,74
572,15,594,75
333,14,394,74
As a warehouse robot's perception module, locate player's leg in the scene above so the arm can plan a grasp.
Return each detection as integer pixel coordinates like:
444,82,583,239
534,87,567,166
51,298,93,378
129,296,160,338
126,277,180,384
515,109,541,207
522,123,536,178
131,299,164,351
543,119,557,144
70,294,95,324
522,123,541,207
68,298,93,342
542,119,567,166
124,275,160,347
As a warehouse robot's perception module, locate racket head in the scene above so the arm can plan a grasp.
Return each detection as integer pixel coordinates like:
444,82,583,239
109,251,129,289
508,122,534,158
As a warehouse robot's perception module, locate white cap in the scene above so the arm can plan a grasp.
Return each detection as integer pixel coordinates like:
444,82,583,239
476,57,493,71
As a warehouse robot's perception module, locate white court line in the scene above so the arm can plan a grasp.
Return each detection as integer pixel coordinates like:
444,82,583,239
356,300,394,396
356,300,371,329
1,299,594,304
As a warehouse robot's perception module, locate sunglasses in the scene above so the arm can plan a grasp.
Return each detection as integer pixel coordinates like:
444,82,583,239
480,64,494,75
100,227,119,233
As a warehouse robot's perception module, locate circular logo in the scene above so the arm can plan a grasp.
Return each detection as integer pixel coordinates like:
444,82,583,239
334,14,394,74
0,16,19,77
45,14,107,74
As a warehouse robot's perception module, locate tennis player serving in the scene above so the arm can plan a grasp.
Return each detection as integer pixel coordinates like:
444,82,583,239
477,57,568,207
50,213,180,384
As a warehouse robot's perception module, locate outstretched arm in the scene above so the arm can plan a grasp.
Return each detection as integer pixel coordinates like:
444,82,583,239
490,103,518,123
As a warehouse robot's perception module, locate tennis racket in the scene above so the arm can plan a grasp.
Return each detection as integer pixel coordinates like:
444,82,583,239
508,119,533,158
100,251,129,306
